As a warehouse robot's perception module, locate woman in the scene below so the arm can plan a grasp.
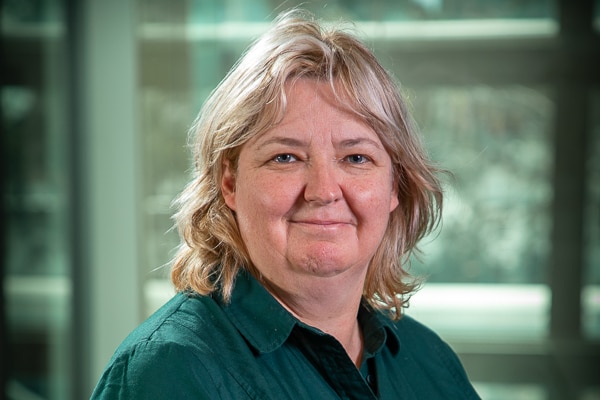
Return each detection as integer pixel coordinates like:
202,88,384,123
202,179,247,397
91,9,480,399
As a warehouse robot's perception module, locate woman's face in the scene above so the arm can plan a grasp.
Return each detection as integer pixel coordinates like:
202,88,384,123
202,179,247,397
221,79,399,292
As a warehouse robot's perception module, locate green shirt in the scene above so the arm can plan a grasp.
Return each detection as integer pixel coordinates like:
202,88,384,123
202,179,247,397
91,272,480,399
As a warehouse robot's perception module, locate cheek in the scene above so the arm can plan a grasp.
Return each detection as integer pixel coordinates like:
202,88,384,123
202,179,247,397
352,179,397,215
235,175,299,258
237,174,299,220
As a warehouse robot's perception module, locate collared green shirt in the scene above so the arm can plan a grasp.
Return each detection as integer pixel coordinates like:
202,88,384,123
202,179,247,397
91,272,480,399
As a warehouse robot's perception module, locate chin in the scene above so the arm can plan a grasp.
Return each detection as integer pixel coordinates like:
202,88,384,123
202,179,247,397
293,254,363,278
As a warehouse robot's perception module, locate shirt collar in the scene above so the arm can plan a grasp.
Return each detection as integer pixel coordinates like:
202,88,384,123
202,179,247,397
215,271,297,354
215,271,400,356
358,300,401,357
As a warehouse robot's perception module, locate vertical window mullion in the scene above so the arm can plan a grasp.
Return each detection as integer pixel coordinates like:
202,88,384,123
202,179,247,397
549,0,593,342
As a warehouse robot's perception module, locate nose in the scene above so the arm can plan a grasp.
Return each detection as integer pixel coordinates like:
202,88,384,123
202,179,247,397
303,161,342,205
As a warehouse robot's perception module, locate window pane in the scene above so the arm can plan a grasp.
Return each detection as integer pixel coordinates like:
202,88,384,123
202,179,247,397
138,2,195,280
3,1,72,398
596,0,600,32
404,86,554,342
473,383,547,400
139,88,194,279
184,0,558,22
583,91,600,339
409,284,550,341
410,86,554,284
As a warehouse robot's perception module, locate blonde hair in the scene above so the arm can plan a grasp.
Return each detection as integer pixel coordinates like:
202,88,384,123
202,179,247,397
171,9,442,319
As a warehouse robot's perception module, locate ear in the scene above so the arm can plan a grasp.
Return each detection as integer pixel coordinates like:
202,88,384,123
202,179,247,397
390,189,400,212
389,181,400,213
221,160,237,211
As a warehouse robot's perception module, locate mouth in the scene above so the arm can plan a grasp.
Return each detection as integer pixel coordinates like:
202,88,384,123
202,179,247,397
296,219,344,225
289,219,353,230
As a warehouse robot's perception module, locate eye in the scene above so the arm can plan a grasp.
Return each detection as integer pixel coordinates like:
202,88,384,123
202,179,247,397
345,154,370,164
273,154,298,163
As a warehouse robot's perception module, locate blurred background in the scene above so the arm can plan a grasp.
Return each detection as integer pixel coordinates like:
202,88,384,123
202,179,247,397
1,0,599,399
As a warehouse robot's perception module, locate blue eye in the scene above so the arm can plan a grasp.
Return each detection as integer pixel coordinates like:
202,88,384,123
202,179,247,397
346,154,369,164
273,154,297,163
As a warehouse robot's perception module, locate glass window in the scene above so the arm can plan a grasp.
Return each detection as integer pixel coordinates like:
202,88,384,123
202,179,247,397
137,0,563,346
404,86,554,342
410,85,553,285
136,1,600,399
473,383,547,400
184,0,558,22
5,1,597,399
583,91,600,339
138,3,196,282
2,1,72,398
596,0,600,31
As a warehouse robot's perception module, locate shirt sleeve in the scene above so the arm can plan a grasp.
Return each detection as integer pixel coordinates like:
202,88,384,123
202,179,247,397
393,315,482,399
90,340,219,400
433,338,482,399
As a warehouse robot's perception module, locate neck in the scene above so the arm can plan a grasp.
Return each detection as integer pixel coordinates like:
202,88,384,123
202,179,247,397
262,272,366,366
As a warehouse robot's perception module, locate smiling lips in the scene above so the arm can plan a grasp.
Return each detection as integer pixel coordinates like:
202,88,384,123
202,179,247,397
289,219,354,233
294,219,347,225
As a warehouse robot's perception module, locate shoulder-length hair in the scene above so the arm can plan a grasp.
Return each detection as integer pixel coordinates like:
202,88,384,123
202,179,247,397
171,9,443,320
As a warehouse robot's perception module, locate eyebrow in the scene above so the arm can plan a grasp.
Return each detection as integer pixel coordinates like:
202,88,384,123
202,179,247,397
255,136,306,150
255,136,385,151
337,138,384,150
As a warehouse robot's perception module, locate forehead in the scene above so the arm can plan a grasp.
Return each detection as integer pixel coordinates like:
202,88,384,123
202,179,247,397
277,78,370,131
247,79,377,145
283,77,358,114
